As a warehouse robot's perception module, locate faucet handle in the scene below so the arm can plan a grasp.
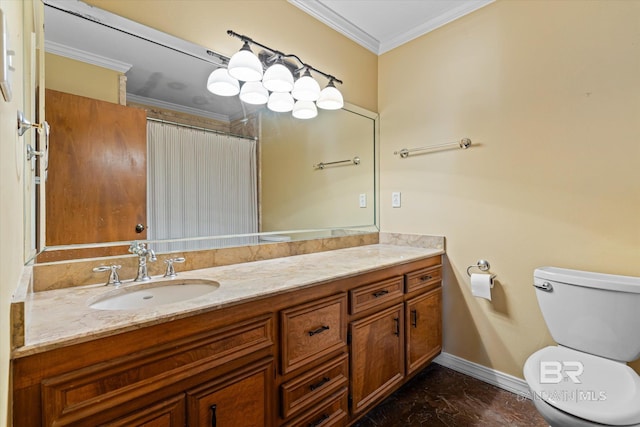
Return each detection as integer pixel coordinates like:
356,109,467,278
163,257,185,277
93,264,122,286
128,241,143,255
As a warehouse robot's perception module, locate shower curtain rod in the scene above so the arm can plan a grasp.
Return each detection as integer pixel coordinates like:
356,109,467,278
147,117,257,141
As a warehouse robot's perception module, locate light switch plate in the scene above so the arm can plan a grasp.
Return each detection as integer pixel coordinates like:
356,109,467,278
392,192,401,208
359,193,367,208
0,8,14,102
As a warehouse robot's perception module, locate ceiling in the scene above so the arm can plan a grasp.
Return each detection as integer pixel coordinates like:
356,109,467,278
44,0,494,121
289,0,494,55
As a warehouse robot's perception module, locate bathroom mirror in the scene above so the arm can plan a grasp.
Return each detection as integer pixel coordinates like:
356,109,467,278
33,1,378,262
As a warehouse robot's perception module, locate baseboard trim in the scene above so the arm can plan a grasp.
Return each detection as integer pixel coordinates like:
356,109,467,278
434,352,531,399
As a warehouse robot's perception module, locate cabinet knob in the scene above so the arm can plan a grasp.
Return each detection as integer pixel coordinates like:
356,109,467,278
420,274,433,282
135,223,145,233
393,317,400,336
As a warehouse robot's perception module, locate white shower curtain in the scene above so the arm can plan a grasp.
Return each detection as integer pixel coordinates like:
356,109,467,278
147,120,258,252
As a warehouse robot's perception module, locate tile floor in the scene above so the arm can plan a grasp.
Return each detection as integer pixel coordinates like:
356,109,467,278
352,363,548,426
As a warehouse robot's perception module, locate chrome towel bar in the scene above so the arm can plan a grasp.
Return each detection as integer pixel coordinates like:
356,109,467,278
314,156,360,170
394,138,472,158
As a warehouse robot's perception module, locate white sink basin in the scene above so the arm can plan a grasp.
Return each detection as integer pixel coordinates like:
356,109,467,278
89,279,220,310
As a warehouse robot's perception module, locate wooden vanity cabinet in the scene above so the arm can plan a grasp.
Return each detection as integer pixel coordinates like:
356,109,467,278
13,254,442,427
347,256,443,419
13,312,275,427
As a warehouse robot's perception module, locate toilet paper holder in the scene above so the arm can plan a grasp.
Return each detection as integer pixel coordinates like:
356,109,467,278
466,259,497,281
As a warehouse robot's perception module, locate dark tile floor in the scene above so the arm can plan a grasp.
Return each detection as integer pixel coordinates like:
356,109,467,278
352,363,548,427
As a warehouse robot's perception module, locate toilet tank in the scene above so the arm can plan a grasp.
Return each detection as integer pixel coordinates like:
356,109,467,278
534,266,640,362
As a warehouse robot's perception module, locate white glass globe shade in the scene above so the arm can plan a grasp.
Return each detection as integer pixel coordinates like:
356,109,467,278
262,63,294,93
292,74,321,101
227,45,263,82
292,100,318,119
239,81,268,105
316,84,344,110
206,68,240,96
267,92,294,113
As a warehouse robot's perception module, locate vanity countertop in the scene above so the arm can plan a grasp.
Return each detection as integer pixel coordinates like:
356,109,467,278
13,244,443,358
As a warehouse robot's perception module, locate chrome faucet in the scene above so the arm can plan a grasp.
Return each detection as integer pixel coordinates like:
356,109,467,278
129,242,157,281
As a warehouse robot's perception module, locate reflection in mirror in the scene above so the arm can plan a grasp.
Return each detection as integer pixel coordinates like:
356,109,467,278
37,1,377,262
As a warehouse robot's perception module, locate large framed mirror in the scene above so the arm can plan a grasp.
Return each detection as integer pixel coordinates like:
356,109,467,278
33,0,378,262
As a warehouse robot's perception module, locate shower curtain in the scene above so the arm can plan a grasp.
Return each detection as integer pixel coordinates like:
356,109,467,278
147,120,258,252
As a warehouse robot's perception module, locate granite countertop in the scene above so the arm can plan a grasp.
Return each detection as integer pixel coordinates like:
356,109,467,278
13,244,443,358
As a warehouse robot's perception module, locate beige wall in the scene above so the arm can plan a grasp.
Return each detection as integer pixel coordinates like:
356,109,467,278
379,0,640,377
261,107,376,232
0,0,39,423
45,53,120,103
83,0,378,112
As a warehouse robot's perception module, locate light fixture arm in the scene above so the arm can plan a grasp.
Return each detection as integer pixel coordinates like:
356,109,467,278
226,30,342,85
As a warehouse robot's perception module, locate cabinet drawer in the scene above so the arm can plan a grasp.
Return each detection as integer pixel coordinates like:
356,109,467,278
283,388,348,427
405,265,442,293
281,354,348,419
349,276,404,315
281,294,347,375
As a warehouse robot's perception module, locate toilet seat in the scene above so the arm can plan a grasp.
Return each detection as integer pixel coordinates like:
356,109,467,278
524,346,640,426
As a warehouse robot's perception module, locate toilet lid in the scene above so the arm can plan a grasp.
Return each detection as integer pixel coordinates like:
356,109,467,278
524,346,640,426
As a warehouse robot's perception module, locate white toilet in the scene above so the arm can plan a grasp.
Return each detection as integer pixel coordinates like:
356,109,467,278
524,267,640,427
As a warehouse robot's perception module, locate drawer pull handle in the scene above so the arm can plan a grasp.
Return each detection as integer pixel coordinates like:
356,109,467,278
308,325,330,336
309,413,329,427
309,376,331,391
393,317,400,336
420,275,433,282
372,289,389,298
210,404,217,427
411,309,418,328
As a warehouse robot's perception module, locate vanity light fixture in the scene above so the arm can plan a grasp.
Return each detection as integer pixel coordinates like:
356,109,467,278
207,30,343,119
206,68,240,96
227,41,263,82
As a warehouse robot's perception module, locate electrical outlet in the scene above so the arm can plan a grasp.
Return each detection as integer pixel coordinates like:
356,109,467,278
359,193,367,208
392,192,401,208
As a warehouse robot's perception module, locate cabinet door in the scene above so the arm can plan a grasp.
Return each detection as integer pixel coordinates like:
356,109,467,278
186,358,273,427
101,395,185,427
406,287,442,375
350,304,404,415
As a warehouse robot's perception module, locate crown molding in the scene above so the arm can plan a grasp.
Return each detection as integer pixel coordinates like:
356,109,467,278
288,0,494,55
45,40,132,73
379,1,494,54
288,0,380,54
